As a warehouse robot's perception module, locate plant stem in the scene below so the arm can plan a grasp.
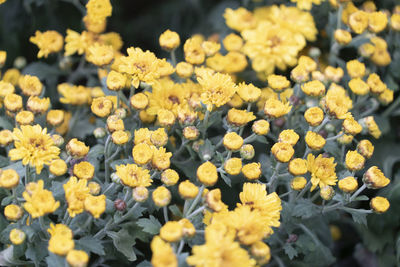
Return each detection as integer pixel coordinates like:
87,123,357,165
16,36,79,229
186,206,205,220
185,185,205,217
163,206,169,223
349,183,367,202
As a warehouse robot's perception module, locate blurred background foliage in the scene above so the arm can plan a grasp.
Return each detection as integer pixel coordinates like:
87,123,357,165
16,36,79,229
1,0,400,266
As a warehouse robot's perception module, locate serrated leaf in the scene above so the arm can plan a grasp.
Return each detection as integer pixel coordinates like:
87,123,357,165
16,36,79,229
292,199,319,219
45,253,65,267
75,236,105,256
26,241,48,264
343,207,368,226
283,243,298,260
137,215,162,235
107,229,137,261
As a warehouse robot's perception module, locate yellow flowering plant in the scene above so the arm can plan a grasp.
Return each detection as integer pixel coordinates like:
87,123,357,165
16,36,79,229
0,0,400,266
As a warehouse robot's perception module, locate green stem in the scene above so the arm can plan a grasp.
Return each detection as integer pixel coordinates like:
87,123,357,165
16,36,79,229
170,50,177,66
185,185,205,217
296,180,311,200
25,165,30,185
186,206,205,220
382,95,400,117
349,183,367,202
163,206,169,223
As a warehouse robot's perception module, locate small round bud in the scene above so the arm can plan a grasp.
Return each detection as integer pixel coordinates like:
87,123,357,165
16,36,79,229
370,196,390,213
338,176,358,193
345,150,365,171
111,172,121,184
14,57,27,69
291,177,307,191
161,169,179,186
197,161,218,186
49,159,68,176
0,169,19,189
152,186,171,207
66,138,89,158
271,142,294,163
242,162,261,180
192,139,204,153
179,218,196,237
114,199,126,211
130,93,148,110
224,157,242,175
66,250,89,267
0,130,13,146
223,132,243,151
93,127,107,138
160,221,183,243
133,186,149,202
9,228,26,245
114,108,127,119
252,120,270,135
88,182,101,195
320,186,335,201
51,134,64,147
240,144,255,160
288,158,307,176
73,161,95,180
4,204,24,221
159,30,180,51
278,129,299,146
363,166,390,189
183,126,199,141
251,241,271,265
357,139,374,159
178,180,199,199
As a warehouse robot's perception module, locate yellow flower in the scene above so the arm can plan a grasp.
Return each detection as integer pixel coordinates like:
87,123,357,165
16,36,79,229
152,186,171,207
334,29,352,45
152,146,172,170
223,33,243,52
151,236,177,267
343,115,362,135
242,162,261,180
63,176,89,217
370,196,390,213
224,7,256,32
187,222,256,267
237,82,261,103
183,37,205,65
66,138,89,158
161,169,179,186
111,130,130,145
130,93,149,110
289,158,308,176
88,182,101,195
119,47,173,88
304,107,324,126
26,96,49,114
263,98,292,118
91,97,113,117
86,0,112,23
197,71,237,110
391,13,400,31
179,180,199,199
9,124,60,174
363,166,390,189
64,30,93,56
83,14,106,34
86,43,114,66
151,128,168,147
252,120,270,135
367,73,386,94
0,81,15,98
324,66,344,83
132,143,153,165
4,93,23,112
46,110,65,126
160,221,183,243
345,150,365,171
10,229,26,245
202,41,220,57
242,21,305,75
48,235,75,256
348,78,369,95
0,129,13,146
197,161,218,186
132,186,149,202
291,65,310,83
223,132,244,151
320,185,335,200
179,218,196,237
4,204,23,221
349,10,369,34
49,159,68,176
0,169,19,189
338,176,358,193
307,154,337,191
226,205,268,245
159,29,180,51
305,131,326,150
73,161,95,180
23,180,60,218
254,5,317,42
278,129,299,146
267,75,290,92
183,126,199,141
291,176,307,190
30,30,63,58
205,189,227,212
346,60,365,79
368,11,388,33
363,116,381,139
251,241,271,265
18,75,43,96
301,80,326,97
379,88,394,105
58,83,91,105
324,84,353,119
290,0,322,10
0,50,6,65
116,164,152,188
66,250,89,267
239,183,282,234
224,157,242,175
176,62,193,78
106,114,124,132
271,142,294,163
357,139,374,159
84,194,106,218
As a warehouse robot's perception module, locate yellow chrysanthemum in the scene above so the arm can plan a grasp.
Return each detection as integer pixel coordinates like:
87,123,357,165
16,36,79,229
30,30,64,58
116,164,152,188
23,180,60,218
307,154,337,191
9,124,60,174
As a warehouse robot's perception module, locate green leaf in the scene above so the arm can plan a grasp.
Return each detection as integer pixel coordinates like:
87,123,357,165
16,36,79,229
137,215,162,235
0,116,14,130
353,195,369,201
75,236,105,256
283,243,298,260
198,139,215,162
107,229,137,261
26,241,48,265
291,199,319,219
1,196,12,206
0,246,32,266
255,135,268,144
343,208,368,226
219,172,232,187
45,253,65,267
0,156,9,168
169,204,183,217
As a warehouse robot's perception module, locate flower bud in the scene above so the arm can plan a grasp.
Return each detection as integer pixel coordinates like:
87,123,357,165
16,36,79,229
345,150,365,171
271,142,294,163
320,186,335,200
0,169,19,189
114,199,126,211
4,204,24,221
66,250,89,267
88,182,101,195
93,127,107,138
357,139,374,159
251,241,271,265
160,221,183,243
111,172,121,184
9,228,26,245
240,144,255,160
242,162,261,180
152,186,171,207
363,166,390,189
130,93,149,110
178,180,199,199
183,126,199,141
114,108,127,119
66,138,89,158
161,169,179,186
179,218,196,237
206,189,227,212
0,130,14,146
224,157,242,176
197,161,218,186
133,186,149,202
291,177,307,191
288,159,307,176
159,30,180,51
338,176,358,193
252,120,270,135
49,159,68,176
370,196,390,213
